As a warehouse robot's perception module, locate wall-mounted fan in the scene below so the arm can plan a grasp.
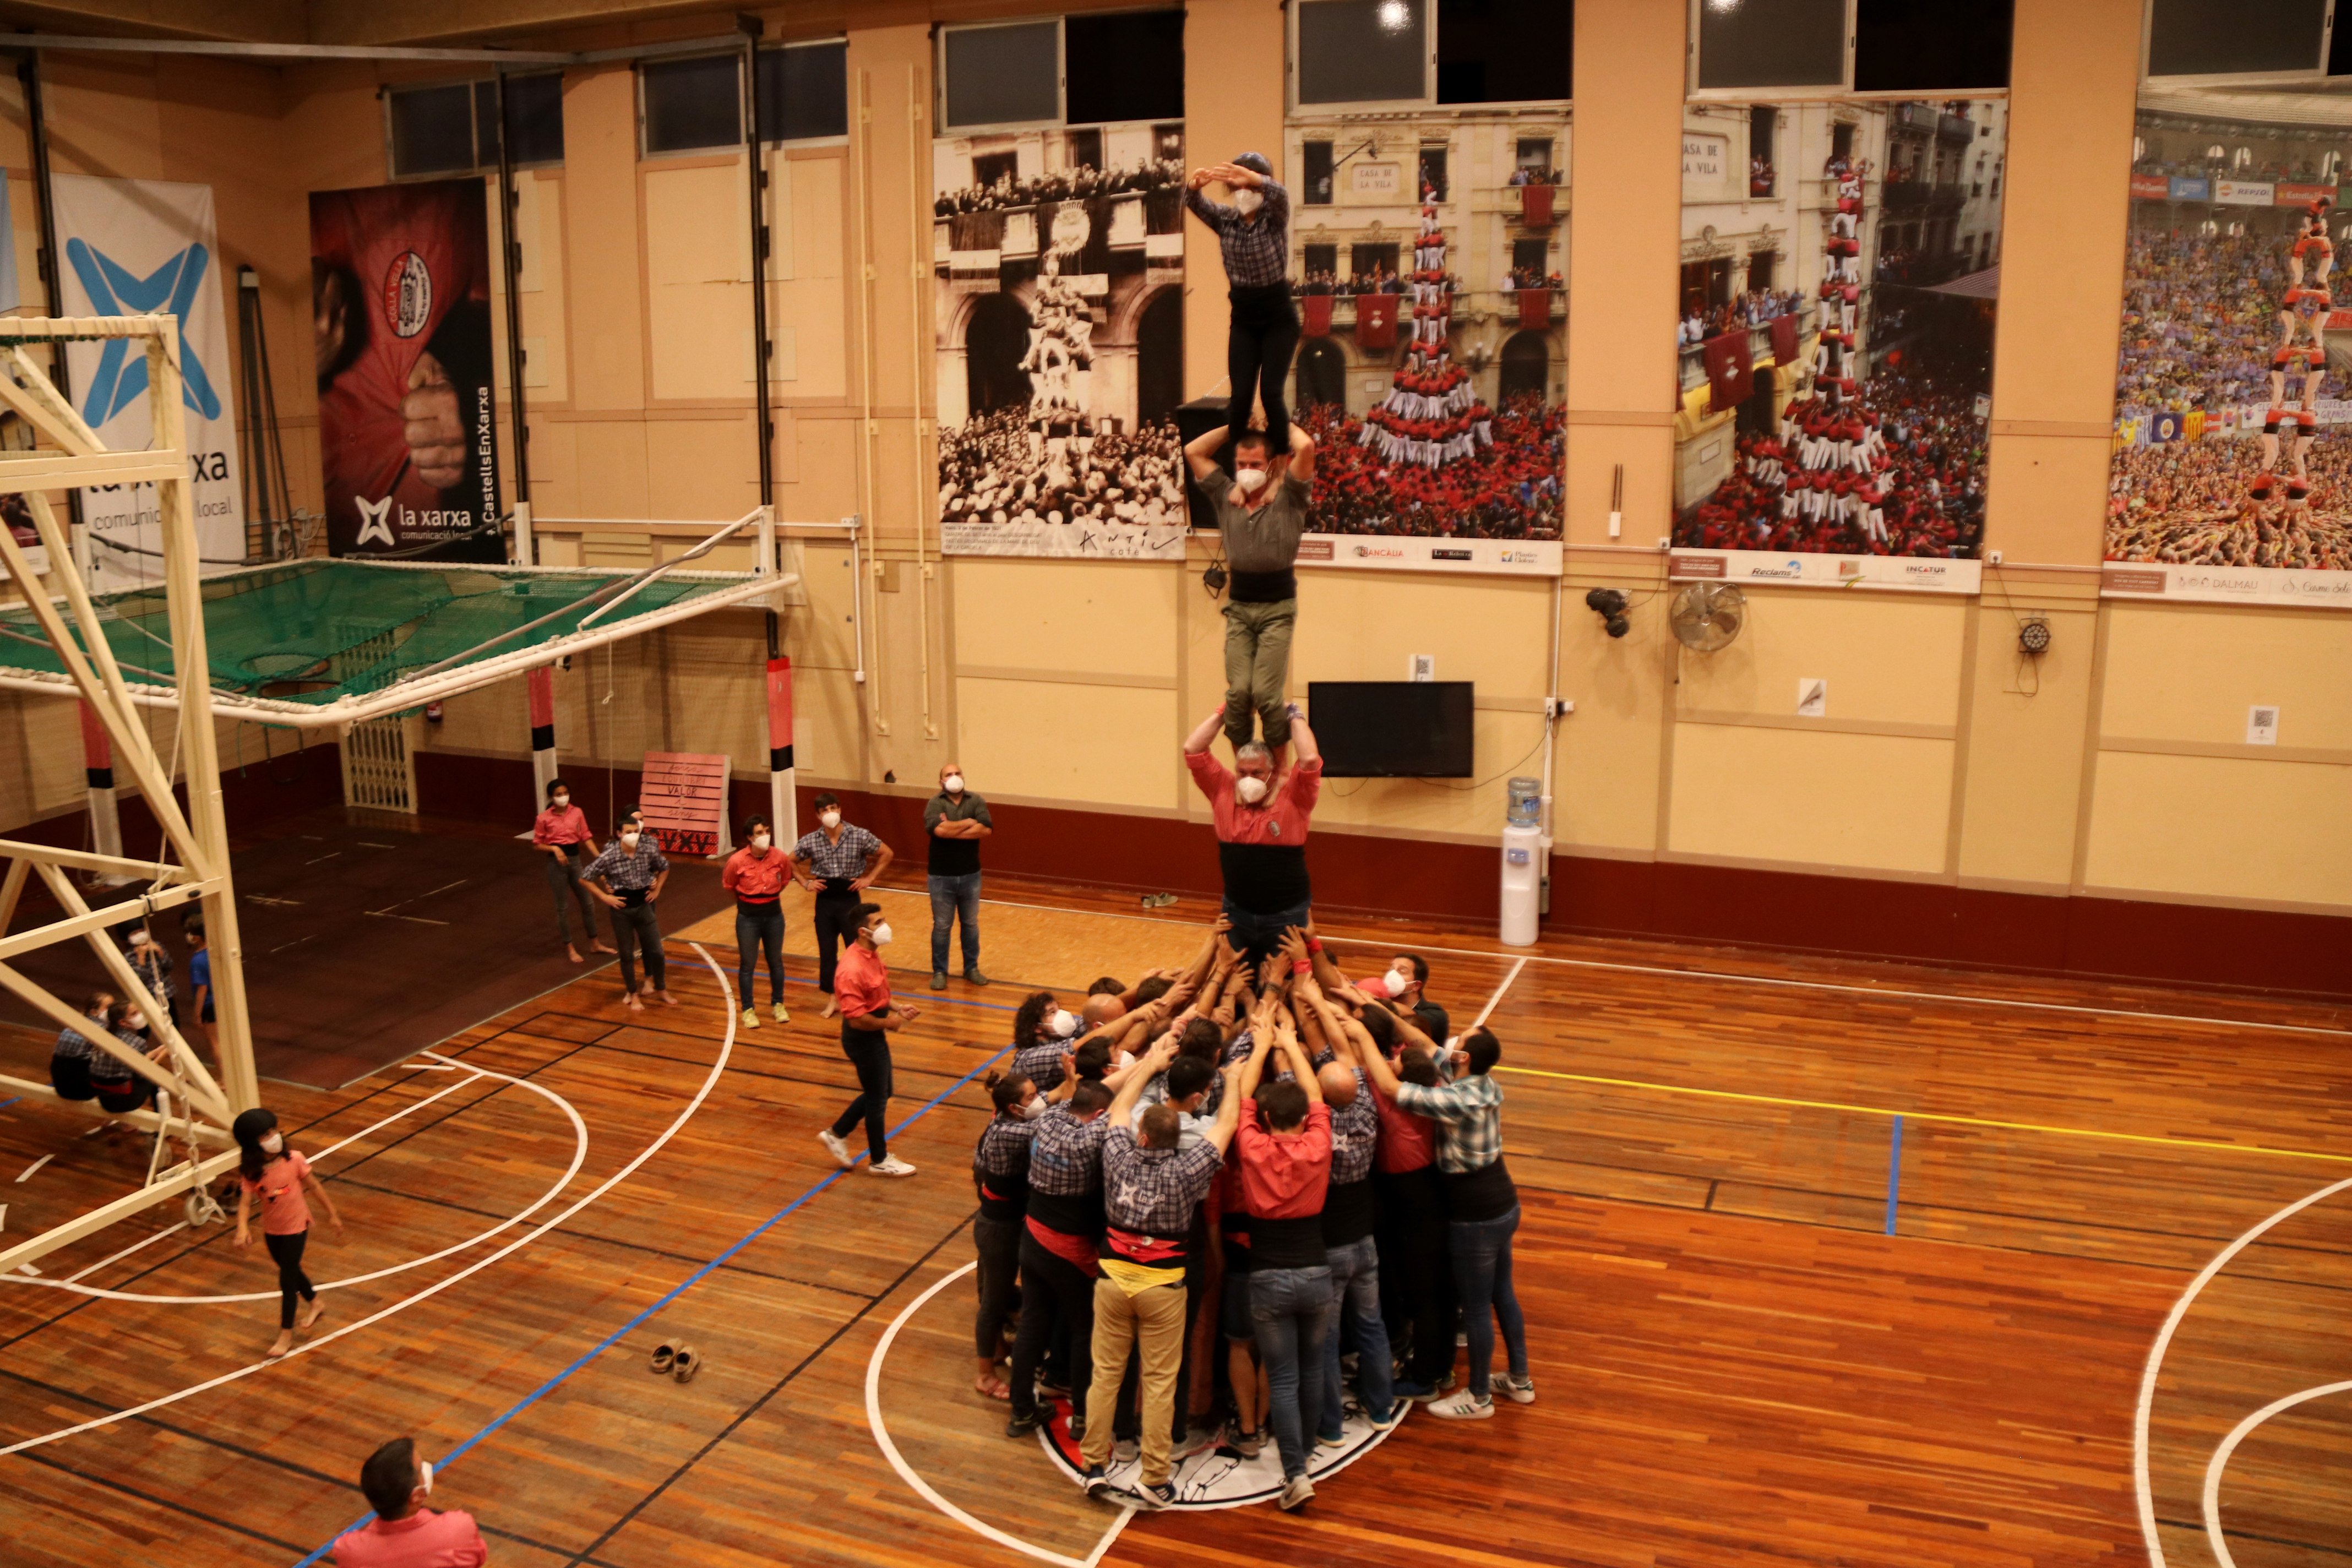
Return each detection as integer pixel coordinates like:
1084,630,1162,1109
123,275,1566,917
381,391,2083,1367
1668,582,1745,652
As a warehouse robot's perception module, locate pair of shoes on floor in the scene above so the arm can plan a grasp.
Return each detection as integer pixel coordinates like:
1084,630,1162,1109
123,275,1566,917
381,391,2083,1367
816,1129,914,1176
1139,892,1179,909
932,969,992,988
648,1340,703,1382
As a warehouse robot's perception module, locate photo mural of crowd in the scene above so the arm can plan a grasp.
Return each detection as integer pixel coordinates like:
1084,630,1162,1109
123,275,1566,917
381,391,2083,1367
1672,99,2004,562
2107,145,2352,571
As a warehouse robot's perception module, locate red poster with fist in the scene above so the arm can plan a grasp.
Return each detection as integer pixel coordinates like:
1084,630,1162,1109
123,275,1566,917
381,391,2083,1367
310,179,503,562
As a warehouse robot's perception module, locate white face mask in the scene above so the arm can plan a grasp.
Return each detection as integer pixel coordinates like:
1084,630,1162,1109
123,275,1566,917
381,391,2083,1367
1233,465,1268,495
620,830,641,849
124,1012,146,1031
1389,969,1414,998
260,1131,284,1154
551,794,569,808
1047,1008,1079,1039
129,929,151,948
419,1461,433,1495
820,810,842,830
868,921,892,948
1233,774,1270,804
943,774,965,794
1233,187,1264,215
751,833,771,851
1015,1096,1048,1120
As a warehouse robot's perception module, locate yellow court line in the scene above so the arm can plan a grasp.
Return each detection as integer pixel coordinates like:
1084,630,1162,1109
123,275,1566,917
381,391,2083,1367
1493,1065,2352,1164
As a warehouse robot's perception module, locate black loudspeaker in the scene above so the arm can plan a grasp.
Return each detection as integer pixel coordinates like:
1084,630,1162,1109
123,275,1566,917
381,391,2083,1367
1174,396,1230,531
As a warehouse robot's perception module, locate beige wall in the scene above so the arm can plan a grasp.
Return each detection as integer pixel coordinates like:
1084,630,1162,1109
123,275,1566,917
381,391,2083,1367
0,0,2344,930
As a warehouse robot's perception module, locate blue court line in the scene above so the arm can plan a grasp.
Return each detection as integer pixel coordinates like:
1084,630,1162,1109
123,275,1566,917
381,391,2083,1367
1883,1114,1904,1236
290,1041,1013,1566
0,1098,19,1112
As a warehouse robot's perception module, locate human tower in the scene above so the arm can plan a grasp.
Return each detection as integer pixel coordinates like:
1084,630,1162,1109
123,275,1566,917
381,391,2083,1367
1357,188,1495,469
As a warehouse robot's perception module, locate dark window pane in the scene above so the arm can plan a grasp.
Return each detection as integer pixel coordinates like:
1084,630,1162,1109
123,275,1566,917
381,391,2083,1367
1067,10,1184,123
643,53,743,153
1696,0,1845,90
1304,139,1336,204
1299,0,1427,105
943,21,1059,128
1855,0,2010,91
388,83,476,176
2150,0,2325,77
508,72,565,164
1418,146,1448,200
758,42,848,141
1436,0,1571,104
473,81,502,166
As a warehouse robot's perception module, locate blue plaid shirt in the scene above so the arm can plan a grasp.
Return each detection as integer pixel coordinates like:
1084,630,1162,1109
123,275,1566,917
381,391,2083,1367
1393,1071,1503,1174
1186,179,1291,289
792,824,881,880
1102,1123,1223,1238
584,840,668,892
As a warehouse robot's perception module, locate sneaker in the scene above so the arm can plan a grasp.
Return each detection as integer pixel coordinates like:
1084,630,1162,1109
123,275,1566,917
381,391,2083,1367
867,1156,917,1178
740,1007,760,1030
1278,1473,1315,1512
1173,1423,1221,1460
772,1001,790,1023
1068,1415,1087,1444
1114,1437,1140,1464
1231,1426,1266,1458
931,971,949,990
1006,1409,1046,1438
1496,1373,1536,1404
816,1129,854,1169
1425,1389,1494,1420
1315,1427,1347,1450
1364,1403,1404,1432
1082,1466,1119,1504
964,968,990,987
1129,1481,1176,1511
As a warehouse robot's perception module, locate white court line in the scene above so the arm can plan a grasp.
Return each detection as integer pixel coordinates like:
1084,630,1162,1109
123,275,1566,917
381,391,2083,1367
2133,1175,2352,1568
63,1222,186,1284
1471,956,1526,1030
949,891,2352,1041
2201,1379,2352,1568
0,943,734,1457
866,1259,1131,1568
6,1069,593,1305
15,1155,53,1183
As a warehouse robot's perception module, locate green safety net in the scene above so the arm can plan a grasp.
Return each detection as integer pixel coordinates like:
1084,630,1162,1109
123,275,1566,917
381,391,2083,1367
0,559,753,710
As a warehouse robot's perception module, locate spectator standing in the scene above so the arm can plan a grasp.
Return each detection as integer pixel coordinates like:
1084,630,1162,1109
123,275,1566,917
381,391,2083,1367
584,820,673,1011
791,793,892,1019
1182,706,1324,961
331,1438,487,1568
924,761,993,990
816,901,920,1178
532,777,611,966
721,814,792,1030
183,914,215,1057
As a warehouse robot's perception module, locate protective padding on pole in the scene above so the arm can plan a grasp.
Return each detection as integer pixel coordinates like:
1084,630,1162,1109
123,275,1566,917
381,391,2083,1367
766,654,795,844
528,663,558,803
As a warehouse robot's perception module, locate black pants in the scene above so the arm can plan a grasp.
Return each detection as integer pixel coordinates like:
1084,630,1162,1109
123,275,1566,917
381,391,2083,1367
49,1054,95,1102
1226,282,1301,454
830,1026,893,1162
1374,1166,1455,1385
545,845,597,945
974,1213,1023,1359
812,885,862,994
1009,1231,1098,1424
608,900,665,992
265,1229,317,1330
736,903,785,1009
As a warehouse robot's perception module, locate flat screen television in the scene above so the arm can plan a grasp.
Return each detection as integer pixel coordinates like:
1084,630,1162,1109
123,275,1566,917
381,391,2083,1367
1307,682,1474,778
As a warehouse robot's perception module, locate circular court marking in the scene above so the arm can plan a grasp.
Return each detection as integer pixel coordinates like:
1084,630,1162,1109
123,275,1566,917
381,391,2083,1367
0,1053,588,1305
2133,1174,2352,1568
0,943,737,1460
2201,1379,2352,1568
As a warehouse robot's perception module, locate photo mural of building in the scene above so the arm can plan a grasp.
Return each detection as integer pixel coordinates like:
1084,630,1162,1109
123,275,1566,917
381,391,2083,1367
934,121,1190,559
1670,97,2005,588
2105,88,2352,606
1281,107,1568,541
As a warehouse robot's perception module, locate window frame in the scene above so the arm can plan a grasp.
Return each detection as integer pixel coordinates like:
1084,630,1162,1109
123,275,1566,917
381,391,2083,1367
1288,0,1574,114
936,14,1067,135
382,70,568,181
2138,0,2337,87
636,48,748,161
757,35,852,148
1686,0,2016,101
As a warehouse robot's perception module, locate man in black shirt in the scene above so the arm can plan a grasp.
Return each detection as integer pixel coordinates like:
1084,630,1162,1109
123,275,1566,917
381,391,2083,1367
923,760,993,990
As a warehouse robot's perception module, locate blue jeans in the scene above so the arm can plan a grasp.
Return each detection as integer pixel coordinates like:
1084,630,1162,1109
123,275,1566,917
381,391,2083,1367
1248,1264,1333,1479
1449,1205,1528,1398
1220,895,1311,967
928,872,981,974
1319,1234,1394,1433
734,904,784,1008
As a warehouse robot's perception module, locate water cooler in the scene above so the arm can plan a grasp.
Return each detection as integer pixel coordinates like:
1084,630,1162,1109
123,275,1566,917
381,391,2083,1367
1499,776,1543,947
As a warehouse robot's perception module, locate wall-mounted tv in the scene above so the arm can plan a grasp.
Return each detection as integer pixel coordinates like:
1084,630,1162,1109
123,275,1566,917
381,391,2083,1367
1306,682,1475,778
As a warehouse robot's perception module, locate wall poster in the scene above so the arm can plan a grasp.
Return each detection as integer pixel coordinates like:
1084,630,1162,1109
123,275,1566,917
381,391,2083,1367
934,120,1191,559
1668,98,2007,595
50,175,247,589
311,178,503,563
1281,104,1567,571
2105,88,2352,608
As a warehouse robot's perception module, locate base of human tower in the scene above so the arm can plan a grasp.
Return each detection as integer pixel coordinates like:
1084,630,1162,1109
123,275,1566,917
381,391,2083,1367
1033,1398,1405,1509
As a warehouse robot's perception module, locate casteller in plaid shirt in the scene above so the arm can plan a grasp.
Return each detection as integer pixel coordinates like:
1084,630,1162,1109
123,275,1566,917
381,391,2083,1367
1185,152,1302,459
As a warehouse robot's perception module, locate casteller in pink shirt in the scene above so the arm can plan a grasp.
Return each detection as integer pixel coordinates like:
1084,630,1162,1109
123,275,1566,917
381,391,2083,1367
332,1509,488,1568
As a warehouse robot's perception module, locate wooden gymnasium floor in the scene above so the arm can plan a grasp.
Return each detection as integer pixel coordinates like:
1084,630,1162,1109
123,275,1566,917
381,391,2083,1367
1,862,2348,1568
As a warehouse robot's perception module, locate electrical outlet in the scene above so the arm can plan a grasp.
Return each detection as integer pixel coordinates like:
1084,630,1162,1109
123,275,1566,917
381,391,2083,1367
1989,549,2003,565
1657,535,1672,551
1607,510,1622,538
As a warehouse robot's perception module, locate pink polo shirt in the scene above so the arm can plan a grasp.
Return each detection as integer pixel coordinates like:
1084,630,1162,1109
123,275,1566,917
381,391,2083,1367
331,1509,487,1568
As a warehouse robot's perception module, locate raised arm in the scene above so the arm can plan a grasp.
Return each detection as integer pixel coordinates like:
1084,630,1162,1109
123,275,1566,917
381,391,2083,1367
1183,706,1227,758
1235,1018,1278,1102
1183,423,1228,486
1275,1010,1320,1102
1287,421,1316,488
1202,1061,1246,1153
1288,710,1320,769
1110,1035,1178,1130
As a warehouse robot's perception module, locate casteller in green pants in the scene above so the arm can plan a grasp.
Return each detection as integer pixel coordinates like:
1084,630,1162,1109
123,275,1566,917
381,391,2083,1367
1184,421,1316,752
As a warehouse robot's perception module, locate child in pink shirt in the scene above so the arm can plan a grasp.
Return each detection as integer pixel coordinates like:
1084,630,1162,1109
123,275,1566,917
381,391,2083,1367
233,1107,345,1360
